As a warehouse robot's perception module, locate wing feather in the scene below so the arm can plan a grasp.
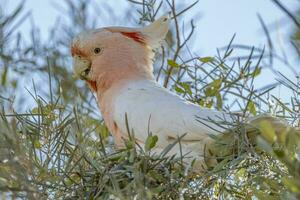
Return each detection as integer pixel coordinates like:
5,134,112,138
113,80,233,147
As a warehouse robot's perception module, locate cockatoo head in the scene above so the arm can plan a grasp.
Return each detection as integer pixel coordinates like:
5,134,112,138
71,15,170,92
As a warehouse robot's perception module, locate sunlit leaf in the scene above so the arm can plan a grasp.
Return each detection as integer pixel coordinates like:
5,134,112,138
251,67,261,77
167,59,180,68
216,92,223,110
180,82,192,96
247,100,257,115
199,56,215,63
34,140,42,149
145,135,158,151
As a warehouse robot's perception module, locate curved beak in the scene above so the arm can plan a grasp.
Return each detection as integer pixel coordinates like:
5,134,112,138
73,55,91,80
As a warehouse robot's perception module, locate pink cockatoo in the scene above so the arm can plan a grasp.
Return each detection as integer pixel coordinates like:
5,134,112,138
71,16,286,168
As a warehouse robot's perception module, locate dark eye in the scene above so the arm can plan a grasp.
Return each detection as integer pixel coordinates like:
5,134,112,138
94,47,102,54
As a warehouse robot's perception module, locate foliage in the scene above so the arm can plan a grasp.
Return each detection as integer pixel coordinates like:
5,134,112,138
0,0,299,199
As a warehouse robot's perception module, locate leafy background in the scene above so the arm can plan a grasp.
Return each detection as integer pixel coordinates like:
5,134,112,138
0,0,299,199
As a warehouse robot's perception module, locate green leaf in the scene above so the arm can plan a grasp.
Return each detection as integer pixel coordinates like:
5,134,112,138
216,92,223,110
167,59,180,68
174,85,185,94
247,100,257,115
32,107,40,114
211,78,223,89
205,87,215,97
125,140,135,149
174,82,192,96
273,149,285,158
251,67,261,78
180,82,192,96
34,140,42,149
198,99,205,106
145,135,158,151
128,149,136,163
199,56,214,63
11,79,17,88
1,67,8,86
205,78,223,97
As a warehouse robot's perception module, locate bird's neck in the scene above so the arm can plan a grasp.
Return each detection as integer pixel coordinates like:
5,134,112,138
95,75,153,139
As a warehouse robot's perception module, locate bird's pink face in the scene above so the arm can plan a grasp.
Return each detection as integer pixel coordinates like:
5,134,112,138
71,28,150,92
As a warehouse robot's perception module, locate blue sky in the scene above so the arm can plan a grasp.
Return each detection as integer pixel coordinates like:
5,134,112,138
3,0,300,102
14,0,298,50
6,0,298,51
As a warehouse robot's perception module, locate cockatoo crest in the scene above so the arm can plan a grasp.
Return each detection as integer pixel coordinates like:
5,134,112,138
141,15,170,48
107,15,170,49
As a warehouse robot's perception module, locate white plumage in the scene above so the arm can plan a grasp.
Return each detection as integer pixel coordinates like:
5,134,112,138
113,79,234,161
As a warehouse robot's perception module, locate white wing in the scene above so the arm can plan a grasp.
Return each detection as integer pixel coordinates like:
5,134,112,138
113,79,233,148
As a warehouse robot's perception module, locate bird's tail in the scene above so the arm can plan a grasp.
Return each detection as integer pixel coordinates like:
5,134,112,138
204,114,299,169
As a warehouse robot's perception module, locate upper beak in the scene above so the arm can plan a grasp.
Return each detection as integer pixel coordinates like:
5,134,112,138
73,56,91,80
